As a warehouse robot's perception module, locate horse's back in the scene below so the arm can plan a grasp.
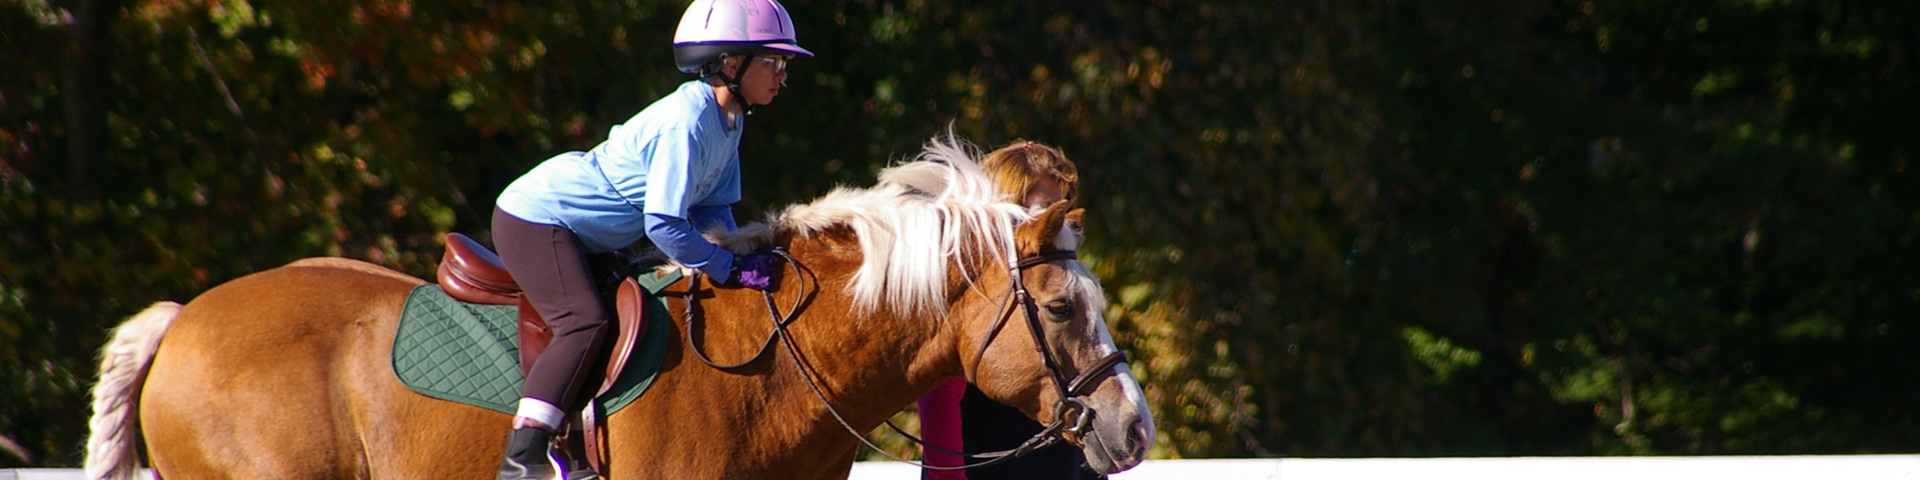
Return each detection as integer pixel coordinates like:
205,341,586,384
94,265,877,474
140,258,499,479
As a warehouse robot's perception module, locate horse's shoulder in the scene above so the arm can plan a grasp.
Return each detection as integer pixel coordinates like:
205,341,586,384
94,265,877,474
281,257,427,286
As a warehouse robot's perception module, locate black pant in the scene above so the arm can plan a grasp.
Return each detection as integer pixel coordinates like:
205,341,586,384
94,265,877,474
491,208,614,411
957,383,1094,480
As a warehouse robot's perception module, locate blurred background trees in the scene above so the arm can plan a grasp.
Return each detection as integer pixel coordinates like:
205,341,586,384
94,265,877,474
2,0,1915,466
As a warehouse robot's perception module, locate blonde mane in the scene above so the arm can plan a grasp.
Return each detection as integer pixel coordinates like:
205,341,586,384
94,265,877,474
760,135,1032,317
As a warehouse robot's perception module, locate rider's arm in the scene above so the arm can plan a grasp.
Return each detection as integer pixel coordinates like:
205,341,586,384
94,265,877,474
614,124,737,279
687,204,738,232
645,213,734,279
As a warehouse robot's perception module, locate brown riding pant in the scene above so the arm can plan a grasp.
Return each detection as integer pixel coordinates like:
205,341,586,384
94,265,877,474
491,208,613,411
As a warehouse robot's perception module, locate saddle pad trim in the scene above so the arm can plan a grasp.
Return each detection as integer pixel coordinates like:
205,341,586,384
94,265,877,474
635,268,684,294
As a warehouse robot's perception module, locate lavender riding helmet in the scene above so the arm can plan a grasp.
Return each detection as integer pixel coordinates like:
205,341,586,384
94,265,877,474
672,0,814,76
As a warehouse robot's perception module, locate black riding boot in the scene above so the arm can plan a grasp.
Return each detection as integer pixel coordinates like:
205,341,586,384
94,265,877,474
496,427,557,480
557,422,603,480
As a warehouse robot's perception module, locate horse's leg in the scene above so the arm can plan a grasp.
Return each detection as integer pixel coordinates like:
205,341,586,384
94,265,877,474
349,385,506,478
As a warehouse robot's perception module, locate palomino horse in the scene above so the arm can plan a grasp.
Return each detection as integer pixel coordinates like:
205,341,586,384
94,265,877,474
84,137,1154,479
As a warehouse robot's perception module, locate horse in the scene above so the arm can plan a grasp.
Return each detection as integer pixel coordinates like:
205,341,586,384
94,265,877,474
82,137,1155,479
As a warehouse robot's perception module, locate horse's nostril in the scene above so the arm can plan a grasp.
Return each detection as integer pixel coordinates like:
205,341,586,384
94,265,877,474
1126,418,1150,461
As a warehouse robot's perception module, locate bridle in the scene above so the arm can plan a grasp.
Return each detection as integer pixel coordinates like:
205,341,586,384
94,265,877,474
951,249,1131,461
677,248,1131,470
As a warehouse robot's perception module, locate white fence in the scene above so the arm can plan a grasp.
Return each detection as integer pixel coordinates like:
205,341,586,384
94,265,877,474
849,455,1920,480
9,455,1919,480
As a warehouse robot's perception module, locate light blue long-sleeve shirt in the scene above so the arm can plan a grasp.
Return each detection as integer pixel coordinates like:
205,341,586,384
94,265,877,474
497,80,742,277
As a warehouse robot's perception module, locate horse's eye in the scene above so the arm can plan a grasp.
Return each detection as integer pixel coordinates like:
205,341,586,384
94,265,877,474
1045,300,1074,319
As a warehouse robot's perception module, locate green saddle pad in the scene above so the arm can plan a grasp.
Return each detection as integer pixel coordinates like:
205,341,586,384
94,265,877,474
391,271,678,415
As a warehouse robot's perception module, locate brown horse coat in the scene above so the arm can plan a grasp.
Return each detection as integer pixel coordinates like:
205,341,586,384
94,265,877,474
85,138,1153,480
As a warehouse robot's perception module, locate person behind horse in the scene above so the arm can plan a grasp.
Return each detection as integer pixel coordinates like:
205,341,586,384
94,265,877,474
920,140,1092,480
488,0,808,477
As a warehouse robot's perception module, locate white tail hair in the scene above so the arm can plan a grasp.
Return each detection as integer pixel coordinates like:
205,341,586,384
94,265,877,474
84,302,180,480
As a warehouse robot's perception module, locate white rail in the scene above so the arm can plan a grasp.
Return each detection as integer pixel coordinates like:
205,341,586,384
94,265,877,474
849,455,1920,480
8,455,1918,480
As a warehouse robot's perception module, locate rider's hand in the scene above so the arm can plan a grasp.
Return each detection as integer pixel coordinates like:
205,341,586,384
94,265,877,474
724,247,784,291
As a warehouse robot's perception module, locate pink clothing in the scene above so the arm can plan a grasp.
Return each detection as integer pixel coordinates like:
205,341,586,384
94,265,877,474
917,377,970,479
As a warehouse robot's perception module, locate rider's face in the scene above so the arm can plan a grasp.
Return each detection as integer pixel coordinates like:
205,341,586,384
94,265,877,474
738,55,790,106
1024,178,1067,209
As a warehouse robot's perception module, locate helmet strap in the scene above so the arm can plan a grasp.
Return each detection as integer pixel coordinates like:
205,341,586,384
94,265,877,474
708,54,755,128
731,54,757,117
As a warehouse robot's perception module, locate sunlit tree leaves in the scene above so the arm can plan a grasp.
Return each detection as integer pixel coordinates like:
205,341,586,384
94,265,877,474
2,0,1916,467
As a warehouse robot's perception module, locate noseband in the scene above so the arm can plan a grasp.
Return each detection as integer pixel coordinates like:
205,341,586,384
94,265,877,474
678,248,1131,471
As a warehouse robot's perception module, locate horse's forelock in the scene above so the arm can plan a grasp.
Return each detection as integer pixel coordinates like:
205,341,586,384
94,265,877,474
769,135,1030,317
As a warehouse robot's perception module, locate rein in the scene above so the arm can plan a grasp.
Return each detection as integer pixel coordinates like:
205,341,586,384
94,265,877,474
674,247,1129,471
680,253,807,371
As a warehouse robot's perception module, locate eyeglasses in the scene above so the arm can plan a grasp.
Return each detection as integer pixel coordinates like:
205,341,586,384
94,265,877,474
754,56,791,75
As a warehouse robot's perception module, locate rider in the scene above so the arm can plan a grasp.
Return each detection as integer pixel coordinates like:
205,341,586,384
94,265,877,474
920,140,1089,480
488,0,808,477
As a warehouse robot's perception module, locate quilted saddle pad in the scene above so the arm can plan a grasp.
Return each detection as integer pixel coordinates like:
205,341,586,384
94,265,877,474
391,279,671,415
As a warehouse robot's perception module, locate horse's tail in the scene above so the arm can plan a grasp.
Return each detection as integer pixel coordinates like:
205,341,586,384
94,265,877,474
84,301,181,480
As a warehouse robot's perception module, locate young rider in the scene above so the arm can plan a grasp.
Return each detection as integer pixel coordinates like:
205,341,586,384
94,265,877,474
921,140,1090,480
488,0,809,477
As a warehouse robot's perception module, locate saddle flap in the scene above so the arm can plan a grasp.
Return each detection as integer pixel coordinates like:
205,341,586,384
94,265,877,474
512,277,648,392
597,277,648,397
577,277,650,478
516,296,553,379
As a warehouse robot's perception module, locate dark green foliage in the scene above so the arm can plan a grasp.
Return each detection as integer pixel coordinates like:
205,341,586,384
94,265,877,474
1,0,1914,466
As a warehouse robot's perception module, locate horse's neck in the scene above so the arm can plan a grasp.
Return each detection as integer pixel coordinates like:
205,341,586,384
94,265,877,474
664,263,962,471
768,293,957,431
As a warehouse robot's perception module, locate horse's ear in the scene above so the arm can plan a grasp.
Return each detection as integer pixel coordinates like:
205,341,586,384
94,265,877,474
1017,200,1074,254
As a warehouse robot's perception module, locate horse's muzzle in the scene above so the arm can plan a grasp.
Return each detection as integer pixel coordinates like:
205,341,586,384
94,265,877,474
1075,364,1155,474
1080,409,1151,474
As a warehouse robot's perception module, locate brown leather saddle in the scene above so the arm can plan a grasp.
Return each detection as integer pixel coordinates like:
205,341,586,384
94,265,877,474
436,232,648,477
435,232,647,399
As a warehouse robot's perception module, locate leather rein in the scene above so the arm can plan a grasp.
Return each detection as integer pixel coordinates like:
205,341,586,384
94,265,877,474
675,248,1129,470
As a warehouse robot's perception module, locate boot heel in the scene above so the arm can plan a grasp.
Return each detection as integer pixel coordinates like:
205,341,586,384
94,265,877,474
496,427,559,480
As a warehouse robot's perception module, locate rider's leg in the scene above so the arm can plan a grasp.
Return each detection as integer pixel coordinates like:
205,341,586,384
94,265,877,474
492,208,613,480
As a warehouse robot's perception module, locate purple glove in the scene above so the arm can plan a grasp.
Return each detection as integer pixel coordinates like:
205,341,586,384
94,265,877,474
726,248,784,290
